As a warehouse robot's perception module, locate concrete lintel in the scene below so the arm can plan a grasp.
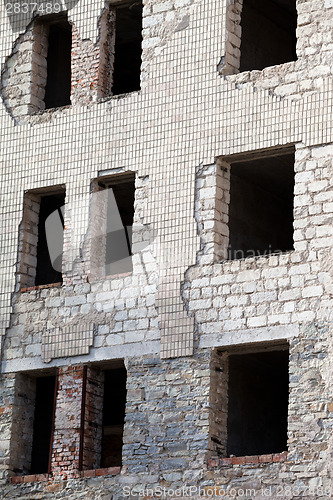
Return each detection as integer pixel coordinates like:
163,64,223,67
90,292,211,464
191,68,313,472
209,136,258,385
199,324,299,349
1,341,160,374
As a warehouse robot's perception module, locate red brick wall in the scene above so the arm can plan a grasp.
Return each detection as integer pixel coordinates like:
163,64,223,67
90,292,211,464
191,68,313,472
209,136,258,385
50,366,84,479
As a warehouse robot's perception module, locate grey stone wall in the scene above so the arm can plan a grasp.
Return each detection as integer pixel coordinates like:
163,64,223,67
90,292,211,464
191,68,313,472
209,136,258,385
1,329,333,497
123,353,210,475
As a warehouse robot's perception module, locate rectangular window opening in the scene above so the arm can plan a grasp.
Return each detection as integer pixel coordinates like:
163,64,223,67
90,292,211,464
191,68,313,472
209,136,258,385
43,15,72,109
30,375,57,474
81,363,127,471
101,367,127,467
20,188,65,289
105,177,135,275
228,149,295,260
10,373,57,476
91,173,135,278
239,0,297,72
111,1,142,96
227,349,289,457
35,190,65,286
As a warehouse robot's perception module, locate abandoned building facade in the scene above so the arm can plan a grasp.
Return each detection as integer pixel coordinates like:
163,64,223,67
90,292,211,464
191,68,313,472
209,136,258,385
0,0,333,497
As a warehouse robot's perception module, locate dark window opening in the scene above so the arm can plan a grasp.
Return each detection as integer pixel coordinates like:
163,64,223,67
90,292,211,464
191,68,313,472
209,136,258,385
228,150,294,260
35,191,65,286
101,367,127,467
112,2,142,95
227,350,289,457
240,0,297,72
30,375,57,474
43,16,72,109
100,174,135,275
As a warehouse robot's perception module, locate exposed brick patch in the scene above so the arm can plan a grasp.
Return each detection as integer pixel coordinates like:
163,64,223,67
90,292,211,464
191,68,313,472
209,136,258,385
35,474,49,482
231,456,245,465
10,476,24,484
10,474,49,483
82,469,95,478
273,452,287,462
244,455,259,464
219,458,233,466
93,466,121,477
71,24,103,105
24,474,46,483
207,452,287,468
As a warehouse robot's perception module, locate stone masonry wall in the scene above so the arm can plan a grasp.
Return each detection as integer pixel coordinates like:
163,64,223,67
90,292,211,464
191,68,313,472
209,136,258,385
1,333,333,497
123,353,211,476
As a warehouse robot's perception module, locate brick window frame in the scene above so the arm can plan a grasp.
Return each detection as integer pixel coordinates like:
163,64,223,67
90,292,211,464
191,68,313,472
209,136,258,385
220,0,297,76
218,146,295,262
18,186,66,290
209,344,289,462
99,0,143,97
31,13,72,112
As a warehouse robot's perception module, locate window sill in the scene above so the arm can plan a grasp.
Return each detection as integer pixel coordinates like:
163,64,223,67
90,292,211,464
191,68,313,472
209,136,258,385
223,60,297,81
97,90,141,104
208,452,287,467
20,282,62,293
81,466,121,478
224,249,294,264
10,466,122,484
